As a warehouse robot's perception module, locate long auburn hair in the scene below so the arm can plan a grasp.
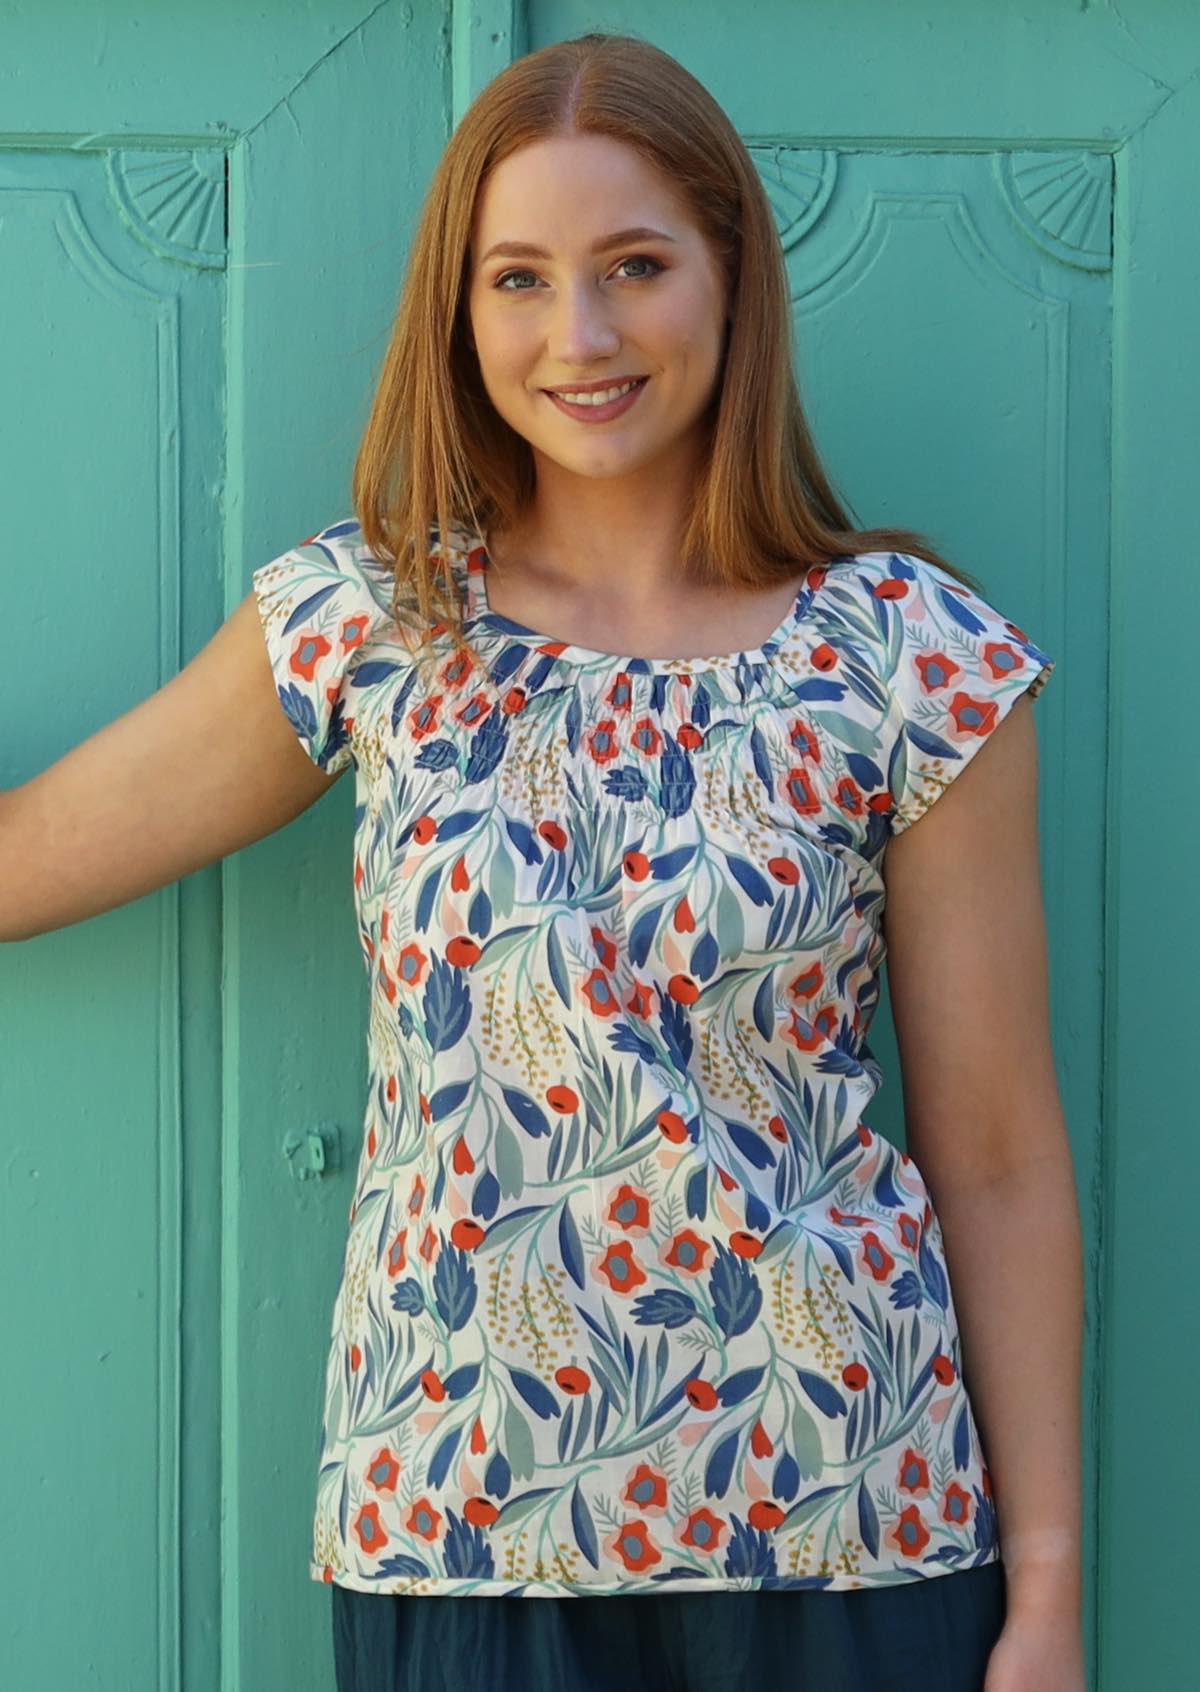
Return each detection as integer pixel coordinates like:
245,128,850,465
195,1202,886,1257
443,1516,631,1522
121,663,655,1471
351,29,981,673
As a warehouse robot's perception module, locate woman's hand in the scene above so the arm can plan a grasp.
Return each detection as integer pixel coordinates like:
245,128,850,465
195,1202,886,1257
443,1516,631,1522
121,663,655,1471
984,1611,1086,1691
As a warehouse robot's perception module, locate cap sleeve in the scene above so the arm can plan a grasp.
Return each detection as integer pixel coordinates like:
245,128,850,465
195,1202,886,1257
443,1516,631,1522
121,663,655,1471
850,552,1056,836
250,519,400,777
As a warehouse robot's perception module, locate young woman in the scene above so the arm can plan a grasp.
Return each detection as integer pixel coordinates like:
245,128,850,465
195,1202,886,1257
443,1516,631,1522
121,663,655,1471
1,30,1084,1692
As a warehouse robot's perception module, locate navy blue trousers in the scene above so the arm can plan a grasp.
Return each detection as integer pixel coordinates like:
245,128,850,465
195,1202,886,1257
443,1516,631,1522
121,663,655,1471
331,1560,1007,1691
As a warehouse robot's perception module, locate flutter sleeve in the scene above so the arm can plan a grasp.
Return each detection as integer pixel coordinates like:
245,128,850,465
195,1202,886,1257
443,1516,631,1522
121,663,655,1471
852,551,1056,836
250,518,399,777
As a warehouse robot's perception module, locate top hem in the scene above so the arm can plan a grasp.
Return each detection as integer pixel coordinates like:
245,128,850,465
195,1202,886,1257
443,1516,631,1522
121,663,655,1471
312,1545,1001,1598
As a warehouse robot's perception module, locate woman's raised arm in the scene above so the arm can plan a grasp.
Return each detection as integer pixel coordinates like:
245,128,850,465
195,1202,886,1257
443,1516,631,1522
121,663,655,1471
0,590,342,943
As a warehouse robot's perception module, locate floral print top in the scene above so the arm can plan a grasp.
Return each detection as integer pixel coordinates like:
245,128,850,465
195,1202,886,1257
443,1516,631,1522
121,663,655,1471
250,515,1055,1598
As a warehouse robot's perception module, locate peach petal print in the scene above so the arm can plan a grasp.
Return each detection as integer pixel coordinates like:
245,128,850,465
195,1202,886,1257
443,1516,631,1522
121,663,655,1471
678,1420,708,1447
413,1409,445,1434
741,1459,770,1500
928,1393,954,1424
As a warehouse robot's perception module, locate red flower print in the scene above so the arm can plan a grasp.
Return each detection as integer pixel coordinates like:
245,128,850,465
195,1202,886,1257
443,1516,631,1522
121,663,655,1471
872,577,909,602
623,850,651,880
896,1212,921,1250
546,1085,580,1113
859,1230,896,1282
982,641,1025,681
784,767,821,816
748,1500,785,1530
350,1344,362,1371
408,1176,425,1216
420,1368,446,1401
606,1520,662,1573
591,926,618,969
405,1497,443,1541
679,1508,726,1553
469,1417,487,1454
626,981,655,1017
842,1362,869,1391
587,718,621,763
454,691,493,727
887,1506,931,1558
915,650,961,692
395,941,429,986
829,1206,868,1226
767,1114,788,1142
606,1182,651,1233
419,1224,438,1263
353,1502,389,1554
631,716,662,756
834,776,864,815
555,1365,591,1395
767,856,800,883
595,1240,647,1296
365,1445,400,1493
339,612,371,650
450,1218,485,1250
412,815,438,844
438,648,474,689
789,719,821,762
464,1497,500,1526
662,1227,710,1271
897,1447,930,1495
942,1482,974,1527
729,1231,764,1259
445,936,482,966
623,1462,669,1515
667,973,700,1005
607,671,634,712
538,820,568,850
788,960,824,1000
501,686,527,714
949,692,999,736
931,1353,957,1385
581,969,620,1016
408,695,443,738
450,855,470,891
672,895,696,932
677,723,703,750
289,630,332,681
386,1229,408,1277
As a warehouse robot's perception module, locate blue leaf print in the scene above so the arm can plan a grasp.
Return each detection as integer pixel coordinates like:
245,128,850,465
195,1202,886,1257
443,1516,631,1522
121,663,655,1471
391,1278,424,1316
442,1509,496,1578
725,1118,777,1170
752,972,777,1041
845,751,884,791
749,723,774,800
689,929,720,981
604,765,649,802
953,1399,971,1470
651,844,698,879
937,583,987,636
659,743,695,818
277,682,320,751
721,850,774,907
281,579,341,631
464,723,508,784
558,1201,585,1290
414,737,459,773
685,1164,708,1219
504,815,544,865
423,955,472,1052
903,719,961,761
918,1233,949,1311
472,1168,500,1220
723,1517,778,1579
717,1365,766,1406
376,1553,433,1579
795,1366,848,1418
570,1480,600,1569
872,1149,904,1210
787,677,847,702
433,1239,478,1332
857,1474,881,1558
545,922,571,1009
352,656,407,687
704,1428,740,1497
428,1081,471,1121
658,996,694,1072
437,807,491,842
709,1241,762,1339
889,1268,924,1310
773,1450,800,1501
467,886,492,938
630,1288,697,1329
427,1425,462,1488
565,690,582,753
504,1364,561,1421
627,901,664,968
484,1449,511,1499
501,1084,551,1138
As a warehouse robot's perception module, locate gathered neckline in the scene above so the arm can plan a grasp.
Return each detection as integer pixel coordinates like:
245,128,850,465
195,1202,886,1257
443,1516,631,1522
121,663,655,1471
458,529,817,675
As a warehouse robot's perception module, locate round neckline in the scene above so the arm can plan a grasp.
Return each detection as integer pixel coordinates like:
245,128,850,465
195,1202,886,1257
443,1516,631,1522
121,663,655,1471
462,531,813,674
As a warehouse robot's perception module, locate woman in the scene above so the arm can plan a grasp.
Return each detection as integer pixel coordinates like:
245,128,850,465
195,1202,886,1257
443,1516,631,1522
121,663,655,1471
1,29,1084,1692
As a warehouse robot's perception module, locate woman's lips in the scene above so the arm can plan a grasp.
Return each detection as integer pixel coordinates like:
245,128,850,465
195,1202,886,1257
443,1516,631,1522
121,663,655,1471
543,376,649,422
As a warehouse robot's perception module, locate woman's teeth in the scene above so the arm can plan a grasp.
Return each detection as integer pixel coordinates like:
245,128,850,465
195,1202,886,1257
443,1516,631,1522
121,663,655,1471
552,378,643,406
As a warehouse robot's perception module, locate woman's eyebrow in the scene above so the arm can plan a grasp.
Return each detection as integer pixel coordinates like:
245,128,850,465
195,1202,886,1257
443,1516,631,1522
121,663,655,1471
479,226,678,264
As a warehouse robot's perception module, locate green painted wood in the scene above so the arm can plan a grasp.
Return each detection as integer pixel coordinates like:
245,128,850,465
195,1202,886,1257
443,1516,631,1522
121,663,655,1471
1,4,1195,1689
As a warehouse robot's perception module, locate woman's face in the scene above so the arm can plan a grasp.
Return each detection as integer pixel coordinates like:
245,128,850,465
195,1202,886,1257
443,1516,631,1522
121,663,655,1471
466,133,729,483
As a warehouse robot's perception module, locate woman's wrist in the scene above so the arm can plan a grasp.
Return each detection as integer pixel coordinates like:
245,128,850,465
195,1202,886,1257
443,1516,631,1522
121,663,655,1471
1001,1529,1082,1619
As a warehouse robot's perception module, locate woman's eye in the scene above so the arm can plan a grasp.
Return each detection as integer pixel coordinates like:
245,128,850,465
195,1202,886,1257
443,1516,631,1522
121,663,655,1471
493,254,664,291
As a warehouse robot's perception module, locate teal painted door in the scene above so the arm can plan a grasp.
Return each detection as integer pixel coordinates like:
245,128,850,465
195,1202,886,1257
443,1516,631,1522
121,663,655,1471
2,5,1195,1689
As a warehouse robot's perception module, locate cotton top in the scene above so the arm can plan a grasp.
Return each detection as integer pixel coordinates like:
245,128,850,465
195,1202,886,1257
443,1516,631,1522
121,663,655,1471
251,516,1055,1598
